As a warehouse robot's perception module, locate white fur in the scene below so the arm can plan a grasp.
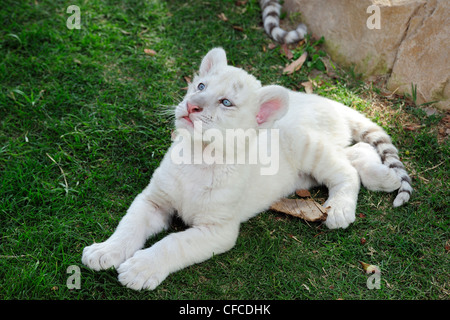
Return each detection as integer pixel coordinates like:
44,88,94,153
345,142,401,192
82,48,403,290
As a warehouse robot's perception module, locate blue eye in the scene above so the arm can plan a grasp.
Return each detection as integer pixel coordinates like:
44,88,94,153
197,83,205,91
221,99,233,107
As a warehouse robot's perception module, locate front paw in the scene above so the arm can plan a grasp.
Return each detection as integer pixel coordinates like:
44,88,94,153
117,249,169,291
324,198,356,229
82,240,128,271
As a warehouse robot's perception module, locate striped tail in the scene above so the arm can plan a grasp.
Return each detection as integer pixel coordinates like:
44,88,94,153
260,0,307,44
350,114,413,207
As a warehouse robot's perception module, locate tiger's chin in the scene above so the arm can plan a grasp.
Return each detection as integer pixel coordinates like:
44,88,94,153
175,116,194,131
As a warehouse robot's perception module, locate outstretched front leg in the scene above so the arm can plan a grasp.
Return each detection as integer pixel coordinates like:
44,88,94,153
82,188,173,271
117,222,240,290
299,138,360,229
322,166,360,229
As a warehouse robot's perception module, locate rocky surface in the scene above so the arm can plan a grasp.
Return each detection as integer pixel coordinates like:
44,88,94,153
284,0,449,110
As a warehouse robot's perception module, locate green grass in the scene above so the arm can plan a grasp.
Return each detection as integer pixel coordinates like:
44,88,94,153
1,0,448,300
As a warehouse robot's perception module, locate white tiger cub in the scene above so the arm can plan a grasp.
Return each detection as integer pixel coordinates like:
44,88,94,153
82,48,412,290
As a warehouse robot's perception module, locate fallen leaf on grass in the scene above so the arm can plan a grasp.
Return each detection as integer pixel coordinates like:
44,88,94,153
283,52,307,74
144,48,156,56
280,43,293,60
301,81,313,94
404,124,422,131
217,13,228,22
295,189,311,198
270,198,327,222
424,107,438,116
184,76,192,84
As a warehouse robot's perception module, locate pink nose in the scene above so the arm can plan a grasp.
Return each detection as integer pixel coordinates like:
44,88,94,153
187,102,202,114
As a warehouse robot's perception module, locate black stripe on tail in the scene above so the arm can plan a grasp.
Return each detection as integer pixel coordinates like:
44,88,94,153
359,126,413,207
260,0,307,44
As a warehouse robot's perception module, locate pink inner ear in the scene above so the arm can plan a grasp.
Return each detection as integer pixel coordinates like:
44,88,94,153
203,60,213,74
256,100,282,125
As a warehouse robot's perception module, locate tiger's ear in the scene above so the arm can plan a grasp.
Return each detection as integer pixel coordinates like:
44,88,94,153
256,85,289,128
199,48,227,76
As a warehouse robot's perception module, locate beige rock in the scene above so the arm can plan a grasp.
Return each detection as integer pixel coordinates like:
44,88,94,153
387,0,450,110
284,0,449,110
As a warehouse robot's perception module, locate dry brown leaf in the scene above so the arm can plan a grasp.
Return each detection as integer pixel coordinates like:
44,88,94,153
424,107,438,116
283,52,307,75
404,123,421,131
270,198,327,222
144,48,156,56
301,81,313,94
217,13,228,22
280,43,293,60
232,25,244,32
235,0,247,5
442,115,450,124
295,189,311,198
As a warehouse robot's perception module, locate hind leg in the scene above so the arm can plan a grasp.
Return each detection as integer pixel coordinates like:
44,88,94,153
345,142,401,192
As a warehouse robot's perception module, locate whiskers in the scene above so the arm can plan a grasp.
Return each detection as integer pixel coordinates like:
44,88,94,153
153,91,184,124
198,114,214,126
156,104,177,123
